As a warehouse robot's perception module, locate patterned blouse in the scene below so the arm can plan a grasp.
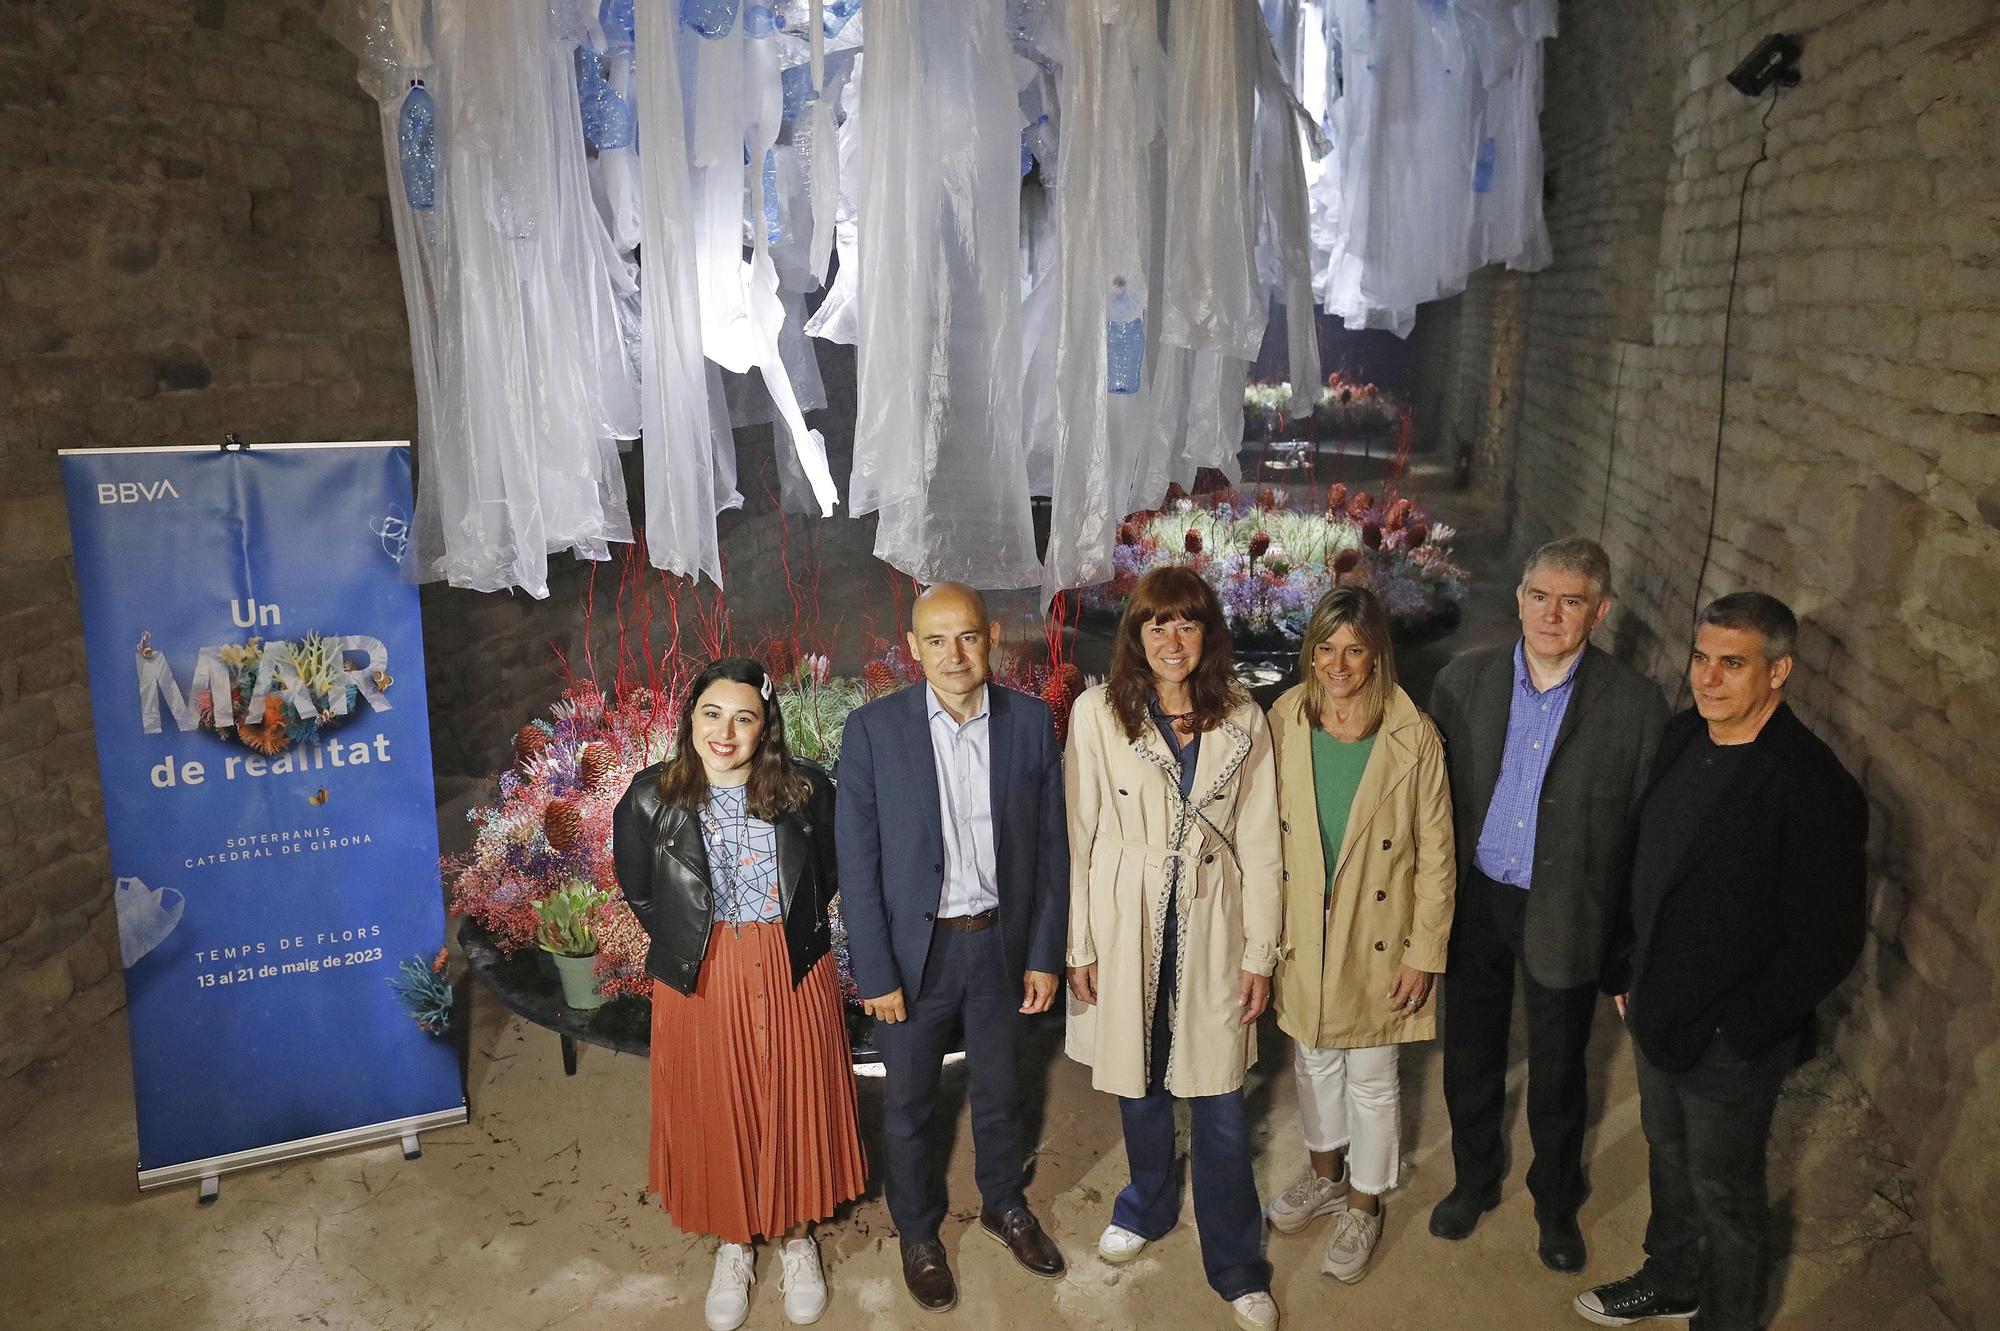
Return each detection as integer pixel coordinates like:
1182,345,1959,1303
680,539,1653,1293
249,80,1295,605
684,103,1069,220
701,783,783,926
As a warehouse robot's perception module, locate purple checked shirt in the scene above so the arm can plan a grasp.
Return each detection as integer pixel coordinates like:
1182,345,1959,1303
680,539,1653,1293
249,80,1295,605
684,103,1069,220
1473,640,1581,889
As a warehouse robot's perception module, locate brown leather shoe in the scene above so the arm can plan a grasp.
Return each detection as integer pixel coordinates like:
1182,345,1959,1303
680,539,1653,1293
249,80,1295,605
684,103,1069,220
901,1238,958,1313
980,1206,1067,1279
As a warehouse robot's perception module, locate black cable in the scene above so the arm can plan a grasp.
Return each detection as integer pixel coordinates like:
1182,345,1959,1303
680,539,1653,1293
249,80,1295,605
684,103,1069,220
1686,87,1781,642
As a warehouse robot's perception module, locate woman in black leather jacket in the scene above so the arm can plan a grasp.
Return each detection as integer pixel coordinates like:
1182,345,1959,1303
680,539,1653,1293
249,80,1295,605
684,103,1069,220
612,657,863,1331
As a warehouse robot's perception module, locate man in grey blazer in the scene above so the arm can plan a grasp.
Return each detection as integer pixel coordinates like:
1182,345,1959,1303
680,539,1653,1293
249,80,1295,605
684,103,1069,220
836,583,1070,1313
1425,538,1667,1273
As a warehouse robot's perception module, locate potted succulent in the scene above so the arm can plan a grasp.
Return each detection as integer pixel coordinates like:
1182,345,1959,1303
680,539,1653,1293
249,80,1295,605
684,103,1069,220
534,880,612,1011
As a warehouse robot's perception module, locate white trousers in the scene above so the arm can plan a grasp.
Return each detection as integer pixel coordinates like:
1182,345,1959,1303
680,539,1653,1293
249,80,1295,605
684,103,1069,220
1292,1041,1402,1196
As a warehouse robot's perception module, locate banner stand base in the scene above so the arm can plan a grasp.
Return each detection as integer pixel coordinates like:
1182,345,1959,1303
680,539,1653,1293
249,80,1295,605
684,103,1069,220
139,1106,469,1195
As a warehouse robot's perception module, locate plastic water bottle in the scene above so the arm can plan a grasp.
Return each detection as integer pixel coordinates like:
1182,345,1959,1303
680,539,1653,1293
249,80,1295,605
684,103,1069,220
762,149,783,245
599,0,636,50
680,0,738,40
397,81,438,211
824,0,862,38
780,62,817,121
1106,277,1144,395
743,4,782,37
578,48,635,150
1472,136,1497,193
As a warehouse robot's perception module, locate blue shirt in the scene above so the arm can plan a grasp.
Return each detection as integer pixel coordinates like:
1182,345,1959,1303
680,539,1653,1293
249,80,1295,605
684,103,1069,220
702,784,783,924
1473,640,1581,889
926,685,1000,917
1149,699,1201,799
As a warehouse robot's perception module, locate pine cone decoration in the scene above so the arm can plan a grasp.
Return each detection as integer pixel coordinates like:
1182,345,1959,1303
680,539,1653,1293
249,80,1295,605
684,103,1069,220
1185,528,1204,555
544,797,583,854
1325,482,1347,511
1247,531,1271,559
514,724,550,769
1347,490,1375,521
578,742,617,792
1386,497,1413,530
862,660,899,698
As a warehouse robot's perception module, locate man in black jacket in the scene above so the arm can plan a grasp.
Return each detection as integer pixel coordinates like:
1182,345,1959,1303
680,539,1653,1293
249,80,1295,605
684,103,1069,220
1427,538,1667,1272
1576,593,1867,1330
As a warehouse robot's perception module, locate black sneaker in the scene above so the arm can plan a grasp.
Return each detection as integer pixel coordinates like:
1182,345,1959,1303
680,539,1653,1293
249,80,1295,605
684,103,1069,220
1574,1270,1699,1325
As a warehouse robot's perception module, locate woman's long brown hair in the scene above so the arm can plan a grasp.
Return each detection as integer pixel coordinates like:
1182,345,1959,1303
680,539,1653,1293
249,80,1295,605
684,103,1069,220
656,657,812,821
1108,566,1243,740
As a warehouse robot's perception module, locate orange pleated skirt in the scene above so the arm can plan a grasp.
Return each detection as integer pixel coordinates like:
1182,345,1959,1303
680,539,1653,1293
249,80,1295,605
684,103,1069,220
649,922,866,1244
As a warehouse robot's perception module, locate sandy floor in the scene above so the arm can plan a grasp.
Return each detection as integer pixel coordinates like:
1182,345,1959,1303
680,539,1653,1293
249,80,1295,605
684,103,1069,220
0,956,1953,1331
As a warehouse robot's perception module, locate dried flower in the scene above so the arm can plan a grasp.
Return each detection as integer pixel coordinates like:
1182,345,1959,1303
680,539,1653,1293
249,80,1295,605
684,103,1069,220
862,660,899,698
1362,521,1383,550
1247,531,1271,560
544,797,583,853
1326,482,1347,511
1333,550,1361,576
1406,523,1429,549
514,724,550,768
1185,528,1204,555
1386,497,1414,531
578,742,617,792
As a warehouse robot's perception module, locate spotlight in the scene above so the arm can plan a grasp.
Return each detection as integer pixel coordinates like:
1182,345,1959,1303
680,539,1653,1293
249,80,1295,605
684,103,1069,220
1728,34,1802,96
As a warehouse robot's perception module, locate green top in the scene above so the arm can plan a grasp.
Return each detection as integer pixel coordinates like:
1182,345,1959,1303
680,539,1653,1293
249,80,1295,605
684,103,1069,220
1310,726,1377,897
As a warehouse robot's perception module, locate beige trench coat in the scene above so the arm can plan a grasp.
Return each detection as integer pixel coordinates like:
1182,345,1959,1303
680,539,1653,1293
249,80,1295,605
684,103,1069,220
1063,686,1283,1099
1269,683,1456,1050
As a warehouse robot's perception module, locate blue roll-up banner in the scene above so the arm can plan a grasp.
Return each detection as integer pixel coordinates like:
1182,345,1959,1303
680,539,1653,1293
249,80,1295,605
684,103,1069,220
59,442,466,1188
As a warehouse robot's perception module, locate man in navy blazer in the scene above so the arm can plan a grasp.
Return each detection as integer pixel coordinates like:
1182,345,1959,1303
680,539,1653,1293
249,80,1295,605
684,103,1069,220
835,583,1069,1312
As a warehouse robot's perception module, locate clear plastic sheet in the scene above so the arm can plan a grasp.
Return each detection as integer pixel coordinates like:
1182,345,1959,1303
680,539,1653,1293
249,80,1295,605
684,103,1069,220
1306,0,1553,336
852,0,1039,588
334,0,638,597
1158,0,1265,360
634,0,725,583
1040,0,1168,602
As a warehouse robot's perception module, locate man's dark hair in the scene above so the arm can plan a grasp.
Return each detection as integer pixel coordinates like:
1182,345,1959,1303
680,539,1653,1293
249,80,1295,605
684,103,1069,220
1698,592,1797,662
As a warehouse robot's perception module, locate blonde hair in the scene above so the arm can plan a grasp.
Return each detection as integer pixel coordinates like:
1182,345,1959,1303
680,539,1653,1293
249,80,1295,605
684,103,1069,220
1296,586,1396,738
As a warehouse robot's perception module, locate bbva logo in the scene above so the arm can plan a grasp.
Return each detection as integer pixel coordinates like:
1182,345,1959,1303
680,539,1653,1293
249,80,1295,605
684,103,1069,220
97,480,181,504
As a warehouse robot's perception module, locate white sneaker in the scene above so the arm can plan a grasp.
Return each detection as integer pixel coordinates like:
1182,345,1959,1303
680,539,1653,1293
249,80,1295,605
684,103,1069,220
778,1237,827,1325
1097,1222,1148,1263
1265,1164,1348,1234
705,1242,754,1331
1321,1204,1382,1284
1231,1290,1280,1330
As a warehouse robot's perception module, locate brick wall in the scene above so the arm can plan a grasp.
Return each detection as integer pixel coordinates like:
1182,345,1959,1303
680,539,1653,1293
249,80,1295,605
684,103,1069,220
1420,1,2000,1322
0,1,604,1118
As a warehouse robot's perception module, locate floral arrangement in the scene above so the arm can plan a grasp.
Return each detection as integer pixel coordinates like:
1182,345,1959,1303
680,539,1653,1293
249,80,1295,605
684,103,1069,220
1243,371,1400,439
389,949,454,1037
1083,483,1468,645
182,633,388,755
449,646,1090,1008
447,684,672,1000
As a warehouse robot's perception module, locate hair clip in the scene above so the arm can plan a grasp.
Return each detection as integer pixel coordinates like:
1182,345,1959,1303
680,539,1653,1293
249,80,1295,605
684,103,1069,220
759,673,774,701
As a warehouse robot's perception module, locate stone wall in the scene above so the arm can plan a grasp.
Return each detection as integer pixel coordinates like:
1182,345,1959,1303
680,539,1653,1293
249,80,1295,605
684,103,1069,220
1420,1,2000,1322
0,1,602,1117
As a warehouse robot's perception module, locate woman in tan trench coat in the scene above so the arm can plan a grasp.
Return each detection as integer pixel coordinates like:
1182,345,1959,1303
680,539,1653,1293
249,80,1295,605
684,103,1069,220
1264,586,1455,1284
1064,567,1284,1331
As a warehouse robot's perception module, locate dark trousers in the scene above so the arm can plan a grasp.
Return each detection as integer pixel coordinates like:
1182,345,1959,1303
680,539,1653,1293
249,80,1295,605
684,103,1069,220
1111,893,1271,1301
1636,1030,1792,1331
1441,868,1599,1214
875,924,1026,1245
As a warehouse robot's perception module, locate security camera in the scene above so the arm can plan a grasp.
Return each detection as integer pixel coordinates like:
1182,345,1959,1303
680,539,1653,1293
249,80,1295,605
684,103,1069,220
1728,34,1802,96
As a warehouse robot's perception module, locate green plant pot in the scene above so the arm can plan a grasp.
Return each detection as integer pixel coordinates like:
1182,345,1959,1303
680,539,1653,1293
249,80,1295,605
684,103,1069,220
548,950,605,1010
